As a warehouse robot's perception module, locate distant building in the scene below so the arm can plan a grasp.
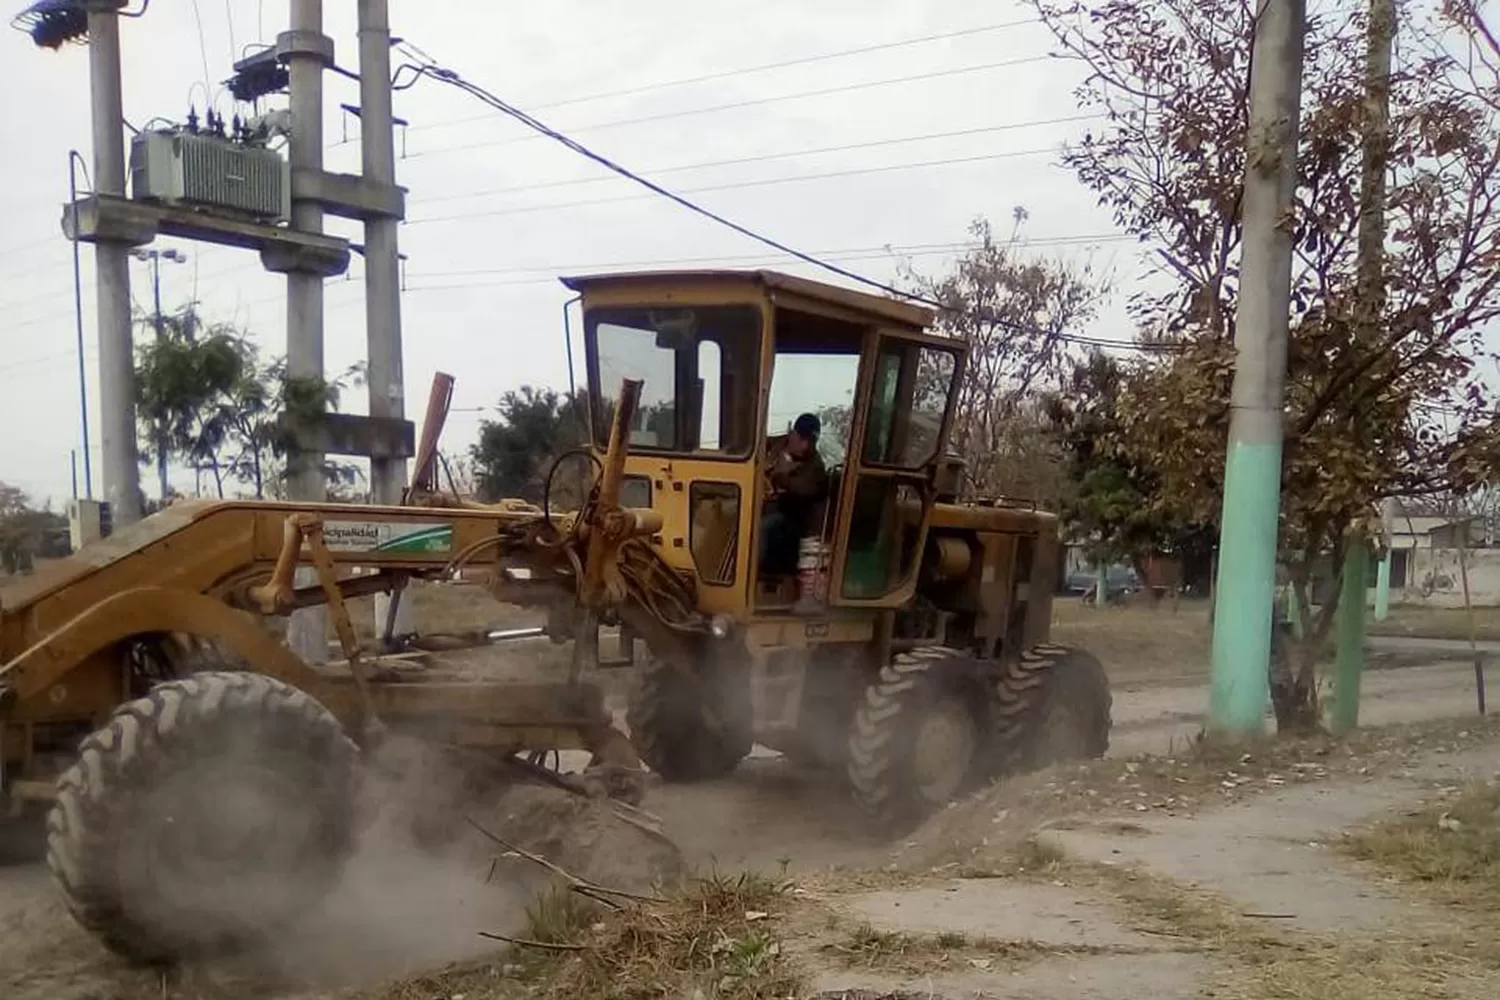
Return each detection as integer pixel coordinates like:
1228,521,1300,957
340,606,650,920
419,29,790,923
1382,499,1500,607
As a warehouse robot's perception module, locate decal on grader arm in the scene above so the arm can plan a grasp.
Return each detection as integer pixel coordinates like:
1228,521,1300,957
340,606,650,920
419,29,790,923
0,268,1111,968
320,520,455,554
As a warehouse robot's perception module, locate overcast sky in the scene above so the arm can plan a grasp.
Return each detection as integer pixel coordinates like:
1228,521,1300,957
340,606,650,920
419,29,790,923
0,0,1148,506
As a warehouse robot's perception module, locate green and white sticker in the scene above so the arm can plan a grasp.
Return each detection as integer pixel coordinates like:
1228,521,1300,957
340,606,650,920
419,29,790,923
322,520,455,554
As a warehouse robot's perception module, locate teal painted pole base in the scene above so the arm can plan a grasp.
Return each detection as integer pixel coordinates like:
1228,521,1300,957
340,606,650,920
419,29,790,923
1374,551,1392,621
1209,441,1281,739
1332,538,1369,734
1286,583,1304,639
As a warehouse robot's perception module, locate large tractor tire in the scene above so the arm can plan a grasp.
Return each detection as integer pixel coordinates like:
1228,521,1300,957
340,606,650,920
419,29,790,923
47,671,358,963
847,647,994,831
994,643,1112,771
626,658,751,783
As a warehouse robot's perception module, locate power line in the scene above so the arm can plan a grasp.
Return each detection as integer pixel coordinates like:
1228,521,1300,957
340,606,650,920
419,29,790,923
0,235,59,260
0,237,1148,381
189,0,213,98
398,235,1133,284
403,56,1055,160
0,232,1132,325
0,250,81,291
409,19,1044,134
392,45,1175,355
0,278,365,357
224,0,237,62
407,149,1063,227
2,122,1097,305
1475,11,1500,58
417,115,1102,206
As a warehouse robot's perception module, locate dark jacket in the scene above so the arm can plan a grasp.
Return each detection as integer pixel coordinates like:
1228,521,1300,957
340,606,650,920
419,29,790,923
767,441,829,527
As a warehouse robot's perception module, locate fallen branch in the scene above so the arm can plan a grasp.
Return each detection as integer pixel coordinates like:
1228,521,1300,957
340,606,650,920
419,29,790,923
502,752,668,830
464,815,665,904
478,930,586,952
607,800,673,844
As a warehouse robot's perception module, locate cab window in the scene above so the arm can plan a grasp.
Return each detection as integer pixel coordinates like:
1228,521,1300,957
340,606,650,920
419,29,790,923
586,305,760,457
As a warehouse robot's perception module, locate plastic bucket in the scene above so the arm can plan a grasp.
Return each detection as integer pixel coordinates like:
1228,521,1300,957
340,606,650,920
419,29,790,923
796,537,829,611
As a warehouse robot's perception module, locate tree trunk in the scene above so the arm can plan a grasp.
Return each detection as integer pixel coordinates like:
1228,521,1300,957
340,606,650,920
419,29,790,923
156,434,170,500
1206,549,1218,625
1131,555,1158,605
1269,560,1339,734
1269,626,1322,733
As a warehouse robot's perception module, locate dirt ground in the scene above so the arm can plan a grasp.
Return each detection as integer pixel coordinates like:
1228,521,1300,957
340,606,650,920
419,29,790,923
1367,603,1500,642
3,584,1499,1000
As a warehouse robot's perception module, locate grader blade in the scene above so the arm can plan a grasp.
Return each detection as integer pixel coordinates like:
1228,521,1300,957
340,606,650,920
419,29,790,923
0,375,688,964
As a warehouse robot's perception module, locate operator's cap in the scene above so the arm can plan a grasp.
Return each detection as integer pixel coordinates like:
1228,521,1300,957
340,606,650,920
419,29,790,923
793,413,821,441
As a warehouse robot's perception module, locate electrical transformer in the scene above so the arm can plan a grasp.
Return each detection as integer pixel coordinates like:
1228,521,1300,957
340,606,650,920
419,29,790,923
129,129,291,225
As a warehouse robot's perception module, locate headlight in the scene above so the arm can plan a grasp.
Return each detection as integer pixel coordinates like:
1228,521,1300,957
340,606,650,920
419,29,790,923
709,614,732,639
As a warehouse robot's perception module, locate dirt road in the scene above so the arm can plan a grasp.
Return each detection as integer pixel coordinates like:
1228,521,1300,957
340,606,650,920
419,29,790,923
1111,656,1490,757
1,650,1491,1000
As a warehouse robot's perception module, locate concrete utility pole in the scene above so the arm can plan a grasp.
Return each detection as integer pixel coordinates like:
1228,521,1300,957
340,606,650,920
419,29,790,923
284,0,332,663
1331,0,1397,726
1333,535,1370,733
67,150,93,501
359,0,406,506
1355,0,1394,328
358,0,415,638
285,0,329,504
1207,0,1307,739
1375,495,1397,619
1360,0,1397,638
86,2,141,526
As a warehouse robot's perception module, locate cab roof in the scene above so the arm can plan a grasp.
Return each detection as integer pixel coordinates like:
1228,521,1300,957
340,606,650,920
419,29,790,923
558,268,936,331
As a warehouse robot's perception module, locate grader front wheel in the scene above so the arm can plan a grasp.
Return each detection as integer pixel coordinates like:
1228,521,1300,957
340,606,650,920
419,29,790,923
47,670,358,963
626,659,751,783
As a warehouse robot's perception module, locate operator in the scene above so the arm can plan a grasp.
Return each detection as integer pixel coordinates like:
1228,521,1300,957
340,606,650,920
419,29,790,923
759,412,829,576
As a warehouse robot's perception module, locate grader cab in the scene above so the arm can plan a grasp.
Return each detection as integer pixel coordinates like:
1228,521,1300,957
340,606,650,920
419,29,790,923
572,270,1111,822
0,268,1109,964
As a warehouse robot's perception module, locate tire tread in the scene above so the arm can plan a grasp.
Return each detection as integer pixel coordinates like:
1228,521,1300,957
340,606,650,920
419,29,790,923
46,670,357,962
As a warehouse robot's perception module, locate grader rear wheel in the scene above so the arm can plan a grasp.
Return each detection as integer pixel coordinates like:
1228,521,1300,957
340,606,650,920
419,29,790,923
626,658,751,783
846,648,991,831
47,670,358,963
994,644,1112,771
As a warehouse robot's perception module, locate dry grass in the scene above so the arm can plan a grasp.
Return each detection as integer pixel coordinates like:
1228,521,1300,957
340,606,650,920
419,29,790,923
363,872,801,1000
899,715,1500,872
533,870,800,1000
1367,605,1500,643
1064,855,1500,1000
1343,780,1500,910
1052,596,1500,686
1047,785,1500,1000
821,918,1154,977
1050,598,1211,682
1065,859,1272,954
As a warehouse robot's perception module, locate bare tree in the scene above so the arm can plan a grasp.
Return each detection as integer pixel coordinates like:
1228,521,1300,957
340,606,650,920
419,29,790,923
899,212,1111,497
1028,0,1500,729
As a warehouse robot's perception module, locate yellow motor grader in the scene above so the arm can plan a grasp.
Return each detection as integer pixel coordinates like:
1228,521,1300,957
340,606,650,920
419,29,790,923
0,268,1109,963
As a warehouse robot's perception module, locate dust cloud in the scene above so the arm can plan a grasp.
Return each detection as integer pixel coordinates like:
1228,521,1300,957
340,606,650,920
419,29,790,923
185,735,531,993
187,734,680,995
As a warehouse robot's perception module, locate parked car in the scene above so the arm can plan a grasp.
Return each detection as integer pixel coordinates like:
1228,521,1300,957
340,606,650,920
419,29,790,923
1064,565,1141,601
